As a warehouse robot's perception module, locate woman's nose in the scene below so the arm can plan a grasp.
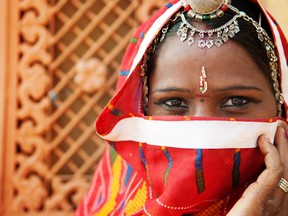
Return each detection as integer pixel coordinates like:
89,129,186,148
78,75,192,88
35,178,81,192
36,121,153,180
190,102,220,117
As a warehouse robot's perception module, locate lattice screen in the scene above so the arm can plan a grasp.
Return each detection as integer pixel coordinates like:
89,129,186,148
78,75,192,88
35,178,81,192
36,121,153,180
48,0,138,182
9,0,166,215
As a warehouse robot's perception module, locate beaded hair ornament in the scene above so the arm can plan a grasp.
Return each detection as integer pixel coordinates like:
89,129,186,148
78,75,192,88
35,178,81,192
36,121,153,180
141,0,284,116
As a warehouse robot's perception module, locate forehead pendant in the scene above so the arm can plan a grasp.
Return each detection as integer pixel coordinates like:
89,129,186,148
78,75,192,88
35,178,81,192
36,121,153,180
199,66,208,94
181,0,231,21
177,0,241,48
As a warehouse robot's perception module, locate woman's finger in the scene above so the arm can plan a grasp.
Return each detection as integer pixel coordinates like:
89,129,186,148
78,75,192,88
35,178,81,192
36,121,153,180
273,126,288,200
257,134,282,175
227,127,288,216
274,125,288,166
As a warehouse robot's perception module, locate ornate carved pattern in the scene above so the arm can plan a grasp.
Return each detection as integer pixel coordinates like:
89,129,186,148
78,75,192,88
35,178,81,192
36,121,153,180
14,0,51,211
11,0,167,214
74,58,108,94
45,177,89,210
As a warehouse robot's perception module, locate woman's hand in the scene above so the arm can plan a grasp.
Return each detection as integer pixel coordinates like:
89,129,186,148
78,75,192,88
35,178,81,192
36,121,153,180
227,125,288,216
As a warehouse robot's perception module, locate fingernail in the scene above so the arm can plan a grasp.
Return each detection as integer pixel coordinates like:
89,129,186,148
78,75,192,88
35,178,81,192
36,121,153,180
265,136,272,143
282,127,287,138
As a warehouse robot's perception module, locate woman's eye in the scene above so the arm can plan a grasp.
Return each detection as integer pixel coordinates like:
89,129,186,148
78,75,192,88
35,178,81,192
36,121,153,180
161,98,189,108
222,96,249,107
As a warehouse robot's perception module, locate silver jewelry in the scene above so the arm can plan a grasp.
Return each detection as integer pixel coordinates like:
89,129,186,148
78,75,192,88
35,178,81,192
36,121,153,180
176,1,284,115
278,178,288,193
177,13,240,48
236,6,284,115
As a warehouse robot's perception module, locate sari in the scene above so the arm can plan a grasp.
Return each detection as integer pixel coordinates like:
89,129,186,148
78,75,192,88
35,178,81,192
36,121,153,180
76,0,288,215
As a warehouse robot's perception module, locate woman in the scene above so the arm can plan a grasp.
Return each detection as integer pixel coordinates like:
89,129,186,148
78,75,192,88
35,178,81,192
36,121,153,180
76,0,288,215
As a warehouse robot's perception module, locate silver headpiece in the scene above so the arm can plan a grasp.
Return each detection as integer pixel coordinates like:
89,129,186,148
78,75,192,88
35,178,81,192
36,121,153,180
142,0,284,115
179,0,283,115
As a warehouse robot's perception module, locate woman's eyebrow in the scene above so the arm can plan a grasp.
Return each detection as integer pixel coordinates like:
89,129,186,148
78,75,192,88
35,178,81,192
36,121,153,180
152,86,264,94
152,87,192,93
217,85,264,92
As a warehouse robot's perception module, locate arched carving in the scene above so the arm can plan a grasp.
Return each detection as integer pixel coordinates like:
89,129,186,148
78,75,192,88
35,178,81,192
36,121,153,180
45,177,89,210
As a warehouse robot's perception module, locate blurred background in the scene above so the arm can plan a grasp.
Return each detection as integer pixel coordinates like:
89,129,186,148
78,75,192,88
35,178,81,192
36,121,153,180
0,0,287,215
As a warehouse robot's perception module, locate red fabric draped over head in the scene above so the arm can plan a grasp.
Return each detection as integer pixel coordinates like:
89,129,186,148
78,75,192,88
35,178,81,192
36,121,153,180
76,0,288,215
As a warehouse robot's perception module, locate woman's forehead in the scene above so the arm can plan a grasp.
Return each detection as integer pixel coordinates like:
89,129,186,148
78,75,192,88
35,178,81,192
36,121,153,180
150,36,271,90
154,35,258,72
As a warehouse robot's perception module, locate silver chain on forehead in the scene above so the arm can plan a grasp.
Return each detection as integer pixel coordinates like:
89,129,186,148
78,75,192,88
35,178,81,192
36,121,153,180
141,3,284,116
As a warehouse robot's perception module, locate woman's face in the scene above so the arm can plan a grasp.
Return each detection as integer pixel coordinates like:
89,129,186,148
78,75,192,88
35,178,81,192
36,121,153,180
147,35,277,118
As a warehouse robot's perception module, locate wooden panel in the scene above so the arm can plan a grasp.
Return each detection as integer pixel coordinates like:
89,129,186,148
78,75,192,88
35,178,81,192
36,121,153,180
0,0,19,214
0,1,7,213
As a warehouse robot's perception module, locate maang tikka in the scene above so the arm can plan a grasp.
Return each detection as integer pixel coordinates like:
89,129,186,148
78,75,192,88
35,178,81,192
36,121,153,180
199,66,208,94
177,0,240,48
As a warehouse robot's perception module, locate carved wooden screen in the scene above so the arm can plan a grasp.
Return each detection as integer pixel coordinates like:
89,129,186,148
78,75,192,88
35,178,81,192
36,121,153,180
1,0,166,215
